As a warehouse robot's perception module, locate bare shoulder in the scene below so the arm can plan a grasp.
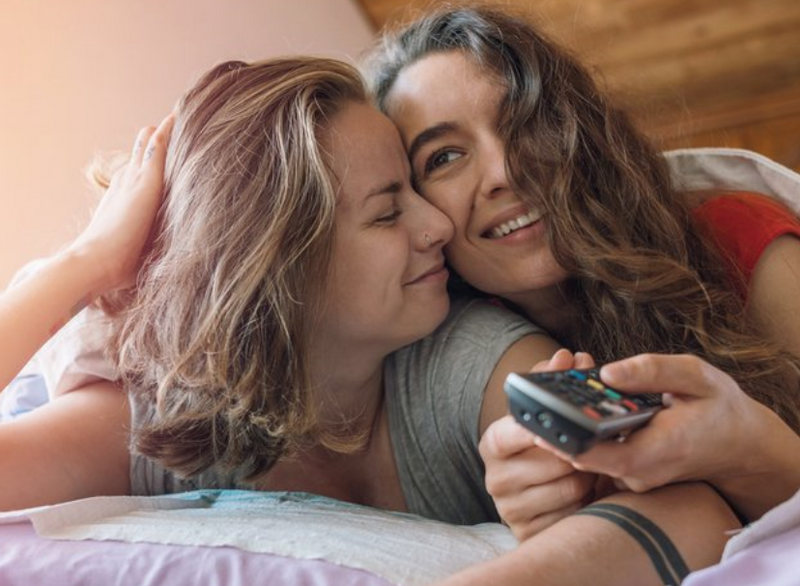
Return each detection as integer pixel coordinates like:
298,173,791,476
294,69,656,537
0,382,131,511
748,234,800,358
479,333,561,435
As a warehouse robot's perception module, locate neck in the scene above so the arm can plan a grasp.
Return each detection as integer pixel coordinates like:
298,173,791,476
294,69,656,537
308,342,387,442
502,281,580,345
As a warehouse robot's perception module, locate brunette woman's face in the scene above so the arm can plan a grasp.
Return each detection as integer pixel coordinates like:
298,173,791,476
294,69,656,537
384,51,568,301
318,101,454,355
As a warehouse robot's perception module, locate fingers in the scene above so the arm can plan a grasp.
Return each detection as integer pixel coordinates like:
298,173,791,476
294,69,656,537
600,353,726,398
548,348,575,371
531,348,572,373
73,113,174,292
480,415,538,460
496,471,597,540
484,441,576,493
130,113,174,171
530,349,596,374
573,351,596,369
145,113,175,168
131,126,156,166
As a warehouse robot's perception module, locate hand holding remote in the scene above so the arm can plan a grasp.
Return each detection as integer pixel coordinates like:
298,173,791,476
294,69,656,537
480,349,599,541
527,353,800,521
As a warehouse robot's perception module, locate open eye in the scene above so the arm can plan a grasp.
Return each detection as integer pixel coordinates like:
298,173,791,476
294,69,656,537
424,149,463,175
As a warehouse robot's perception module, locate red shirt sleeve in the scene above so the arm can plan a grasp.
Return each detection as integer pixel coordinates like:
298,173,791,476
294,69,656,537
692,192,800,299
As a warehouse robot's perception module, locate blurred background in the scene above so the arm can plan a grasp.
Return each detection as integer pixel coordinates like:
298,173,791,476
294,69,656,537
0,0,373,286
2,0,799,285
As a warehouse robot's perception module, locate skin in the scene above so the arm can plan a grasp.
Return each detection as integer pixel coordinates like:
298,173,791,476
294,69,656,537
384,49,800,524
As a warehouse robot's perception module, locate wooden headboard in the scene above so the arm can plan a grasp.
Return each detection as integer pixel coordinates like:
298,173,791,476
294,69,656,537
355,0,800,171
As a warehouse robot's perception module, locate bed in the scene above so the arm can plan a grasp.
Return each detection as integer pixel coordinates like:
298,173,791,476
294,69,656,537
2,483,800,585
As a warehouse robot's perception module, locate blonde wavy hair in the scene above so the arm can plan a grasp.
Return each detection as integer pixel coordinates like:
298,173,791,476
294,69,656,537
366,4,800,432
95,57,367,480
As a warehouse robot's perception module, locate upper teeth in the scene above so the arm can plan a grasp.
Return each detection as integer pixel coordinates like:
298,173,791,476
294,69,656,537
488,211,540,239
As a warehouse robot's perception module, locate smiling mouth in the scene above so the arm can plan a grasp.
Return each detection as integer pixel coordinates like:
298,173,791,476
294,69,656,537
484,210,542,239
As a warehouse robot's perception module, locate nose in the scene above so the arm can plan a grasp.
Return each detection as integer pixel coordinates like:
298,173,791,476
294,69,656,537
416,196,454,250
478,133,510,200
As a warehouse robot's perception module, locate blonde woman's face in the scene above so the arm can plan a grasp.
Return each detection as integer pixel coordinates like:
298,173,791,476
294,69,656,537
318,101,454,356
385,51,568,301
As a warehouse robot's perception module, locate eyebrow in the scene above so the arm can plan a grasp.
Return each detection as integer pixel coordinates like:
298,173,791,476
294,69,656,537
364,180,403,204
407,122,457,166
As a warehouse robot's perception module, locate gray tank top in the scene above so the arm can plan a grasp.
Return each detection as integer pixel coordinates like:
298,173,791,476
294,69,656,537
129,298,542,525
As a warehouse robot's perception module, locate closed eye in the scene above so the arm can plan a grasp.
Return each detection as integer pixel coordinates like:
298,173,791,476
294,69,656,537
375,208,402,225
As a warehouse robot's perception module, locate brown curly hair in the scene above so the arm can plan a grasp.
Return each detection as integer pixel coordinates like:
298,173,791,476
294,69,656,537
365,4,800,431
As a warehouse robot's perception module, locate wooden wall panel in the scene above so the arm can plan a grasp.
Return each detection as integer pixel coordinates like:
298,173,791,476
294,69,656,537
356,0,800,171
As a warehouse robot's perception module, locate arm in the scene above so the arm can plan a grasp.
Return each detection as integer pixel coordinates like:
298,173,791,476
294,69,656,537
0,382,131,510
747,234,800,358
479,341,599,539
0,116,172,392
432,482,738,586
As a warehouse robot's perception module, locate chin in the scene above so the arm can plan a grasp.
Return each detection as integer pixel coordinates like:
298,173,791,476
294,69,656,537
410,297,451,341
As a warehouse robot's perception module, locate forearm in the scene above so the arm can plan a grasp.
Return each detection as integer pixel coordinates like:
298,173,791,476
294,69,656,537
0,249,108,390
433,483,737,586
712,409,800,521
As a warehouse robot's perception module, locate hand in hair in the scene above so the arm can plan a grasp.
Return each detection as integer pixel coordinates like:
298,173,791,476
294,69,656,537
73,114,174,292
480,349,599,541
0,115,172,392
534,353,800,522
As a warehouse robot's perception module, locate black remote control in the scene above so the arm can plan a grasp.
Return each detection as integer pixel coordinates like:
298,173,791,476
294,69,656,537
505,369,663,455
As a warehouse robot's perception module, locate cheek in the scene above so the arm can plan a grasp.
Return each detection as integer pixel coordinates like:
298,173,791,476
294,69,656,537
444,239,483,281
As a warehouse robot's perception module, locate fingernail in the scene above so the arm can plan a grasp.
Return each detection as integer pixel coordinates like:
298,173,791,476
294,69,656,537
600,361,626,382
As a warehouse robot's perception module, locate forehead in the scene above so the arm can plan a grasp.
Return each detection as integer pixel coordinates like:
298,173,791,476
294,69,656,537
385,51,505,142
320,101,408,206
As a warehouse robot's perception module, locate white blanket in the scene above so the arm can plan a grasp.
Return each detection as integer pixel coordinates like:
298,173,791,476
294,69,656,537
0,490,517,586
5,486,800,586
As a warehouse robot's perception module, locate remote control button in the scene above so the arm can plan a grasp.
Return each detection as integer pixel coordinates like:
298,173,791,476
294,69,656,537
569,370,587,381
599,400,629,415
557,433,569,444
537,411,554,429
587,378,604,391
582,406,602,420
603,388,622,400
621,399,639,412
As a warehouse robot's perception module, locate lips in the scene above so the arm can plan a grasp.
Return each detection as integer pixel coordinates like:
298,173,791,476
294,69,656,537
405,262,447,285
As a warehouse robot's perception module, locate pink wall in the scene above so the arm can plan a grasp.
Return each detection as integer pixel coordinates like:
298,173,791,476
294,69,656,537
0,0,374,286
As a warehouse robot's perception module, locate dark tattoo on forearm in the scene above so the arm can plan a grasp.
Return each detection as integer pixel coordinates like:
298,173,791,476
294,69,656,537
576,503,690,586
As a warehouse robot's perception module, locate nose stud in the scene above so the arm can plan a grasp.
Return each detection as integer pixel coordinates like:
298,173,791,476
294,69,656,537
424,233,432,247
